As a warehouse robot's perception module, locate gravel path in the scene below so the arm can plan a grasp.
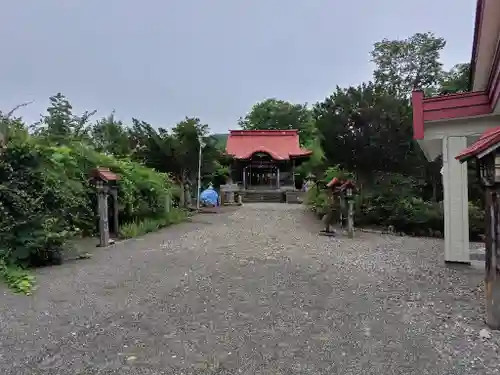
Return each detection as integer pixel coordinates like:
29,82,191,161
0,203,498,374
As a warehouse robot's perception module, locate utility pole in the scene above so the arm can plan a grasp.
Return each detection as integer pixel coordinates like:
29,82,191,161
196,136,205,209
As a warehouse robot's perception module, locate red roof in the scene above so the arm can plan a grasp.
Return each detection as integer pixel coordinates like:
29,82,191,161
456,127,500,162
326,177,342,188
225,130,312,160
91,167,120,181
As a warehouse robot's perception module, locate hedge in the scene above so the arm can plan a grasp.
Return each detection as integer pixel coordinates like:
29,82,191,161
0,137,177,268
305,171,485,241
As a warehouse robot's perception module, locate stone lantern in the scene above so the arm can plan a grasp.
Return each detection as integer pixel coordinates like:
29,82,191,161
456,126,500,330
90,167,119,247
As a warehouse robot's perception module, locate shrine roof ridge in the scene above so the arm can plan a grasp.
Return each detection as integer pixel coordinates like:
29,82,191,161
229,129,300,136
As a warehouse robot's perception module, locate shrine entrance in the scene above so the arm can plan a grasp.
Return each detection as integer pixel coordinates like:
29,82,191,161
225,130,312,193
243,152,279,190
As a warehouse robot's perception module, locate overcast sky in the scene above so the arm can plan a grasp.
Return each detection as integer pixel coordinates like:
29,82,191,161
1,0,476,133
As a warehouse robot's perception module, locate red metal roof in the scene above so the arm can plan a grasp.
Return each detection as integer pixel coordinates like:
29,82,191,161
91,167,120,181
326,177,342,188
456,126,500,162
225,130,312,160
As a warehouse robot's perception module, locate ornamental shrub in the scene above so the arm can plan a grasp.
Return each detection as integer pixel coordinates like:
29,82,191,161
0,137,175,268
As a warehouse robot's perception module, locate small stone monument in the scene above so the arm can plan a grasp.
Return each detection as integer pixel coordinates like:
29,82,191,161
220,182,240,205
91,167,120,247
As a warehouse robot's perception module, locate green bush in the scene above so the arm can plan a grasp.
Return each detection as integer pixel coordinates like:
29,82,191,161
119,208,188,239
0,260,35,295
306,171,485,240
0,140,79,267
0,137,177,271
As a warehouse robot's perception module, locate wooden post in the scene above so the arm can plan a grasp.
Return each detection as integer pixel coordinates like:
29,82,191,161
292,160,296,190
347,200,354,238
110,187,119,236
97,186,110,247
339,196,344,228
166,194,171,213
485,189,500,329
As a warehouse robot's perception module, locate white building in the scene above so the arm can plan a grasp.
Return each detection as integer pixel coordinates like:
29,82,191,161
412,0,500,263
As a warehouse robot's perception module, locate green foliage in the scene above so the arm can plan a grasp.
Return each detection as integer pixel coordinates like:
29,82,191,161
305,188,329,217
238,98,316,142
439,63,470,94
306,172,485,240
90,112,131,157
212,133,228,150
32,93,96,145
371,32,446,96
0,96,183,293
119,208,188,239
0,260,35,295
323,165,354,182
0,140,78,266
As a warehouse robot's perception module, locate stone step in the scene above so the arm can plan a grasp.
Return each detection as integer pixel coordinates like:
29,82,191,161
241,191,284,203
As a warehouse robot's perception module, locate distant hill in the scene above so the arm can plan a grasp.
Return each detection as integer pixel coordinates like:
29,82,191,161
212,133,228,150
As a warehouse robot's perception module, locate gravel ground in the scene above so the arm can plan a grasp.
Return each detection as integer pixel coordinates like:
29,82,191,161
0,203,499,374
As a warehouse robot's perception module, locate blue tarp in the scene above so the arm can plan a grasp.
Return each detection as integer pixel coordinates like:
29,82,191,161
199,186,219,206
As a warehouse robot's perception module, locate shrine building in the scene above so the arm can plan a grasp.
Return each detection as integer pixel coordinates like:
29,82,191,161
225,130,311,192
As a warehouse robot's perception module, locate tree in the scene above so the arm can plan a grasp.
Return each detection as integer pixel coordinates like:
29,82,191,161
371,32,446,97
90,112,131,157
33,93,96,145
313,83,422,179
238,98,315,143
0,102,33,147
439,63,470,94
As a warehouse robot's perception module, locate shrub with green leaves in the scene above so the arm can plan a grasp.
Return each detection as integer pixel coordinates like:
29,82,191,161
0,140,79,267
306,170,485,240
0,136,176,270
119,208,188,239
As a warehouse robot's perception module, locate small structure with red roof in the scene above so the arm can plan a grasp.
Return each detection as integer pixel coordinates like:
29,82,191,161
225,130,311,191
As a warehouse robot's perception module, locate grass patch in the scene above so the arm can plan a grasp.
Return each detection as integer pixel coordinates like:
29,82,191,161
119,208,188,239
0,259,36,295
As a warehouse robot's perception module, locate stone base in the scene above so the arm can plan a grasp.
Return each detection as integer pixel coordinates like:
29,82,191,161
96,238,116,247
286,191,305,204
318,230,336,237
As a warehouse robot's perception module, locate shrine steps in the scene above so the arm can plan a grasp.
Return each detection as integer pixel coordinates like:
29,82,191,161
240,190,284,203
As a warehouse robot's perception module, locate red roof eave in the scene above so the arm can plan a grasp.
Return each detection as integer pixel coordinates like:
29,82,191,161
225,129,312,160
456,126,500,162
412,90,491,140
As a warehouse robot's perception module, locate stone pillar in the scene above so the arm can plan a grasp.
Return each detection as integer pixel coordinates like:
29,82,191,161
277,168,280,189
442,136,470,263
292,160,296,190
97,186,110,247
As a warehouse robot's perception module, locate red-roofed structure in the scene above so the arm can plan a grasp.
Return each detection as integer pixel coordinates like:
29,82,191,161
226,130,311,160
225,129,311,190
410,0,500,263
456,127,500,162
